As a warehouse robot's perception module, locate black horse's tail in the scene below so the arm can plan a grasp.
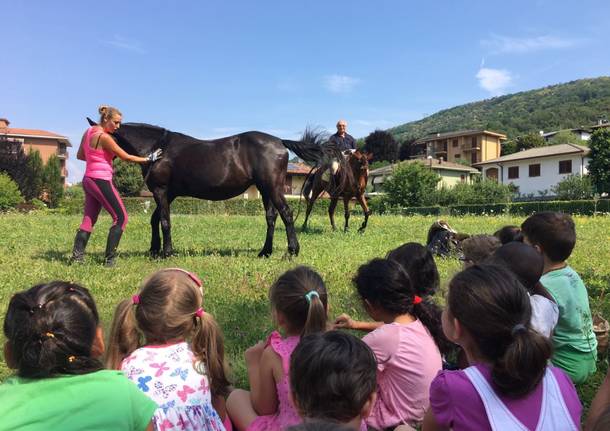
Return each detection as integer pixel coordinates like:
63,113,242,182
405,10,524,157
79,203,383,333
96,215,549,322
281,127,328,165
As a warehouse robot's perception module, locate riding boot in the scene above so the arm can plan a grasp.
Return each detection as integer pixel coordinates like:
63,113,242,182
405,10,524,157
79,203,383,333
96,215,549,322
104,225,123,267
70,229,91,264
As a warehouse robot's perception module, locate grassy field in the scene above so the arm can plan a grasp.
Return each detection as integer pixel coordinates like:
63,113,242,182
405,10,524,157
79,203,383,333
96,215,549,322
1,212,609,409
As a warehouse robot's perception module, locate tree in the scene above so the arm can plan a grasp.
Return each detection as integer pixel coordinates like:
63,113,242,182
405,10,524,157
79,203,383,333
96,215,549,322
42,155,64,208
0,172,23,211
514,133,546,152
0,137,28,191
551,175,594,200
548,130,583,146
113,159,144,196
22,150,44,201
588,128,610,194
398,137,417,161
364,130,398,163
382,162,440,207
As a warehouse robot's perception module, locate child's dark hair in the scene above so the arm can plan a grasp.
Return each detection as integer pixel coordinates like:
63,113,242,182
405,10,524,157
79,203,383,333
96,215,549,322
269,266,328,336
3,281,103,378
353,258,451,355
448,264,552,397
521,211,576,262
105,268,231,398
461,235,501,264
290,331,376,423
493,225,523,244
489,242,553,300
387,242,440,296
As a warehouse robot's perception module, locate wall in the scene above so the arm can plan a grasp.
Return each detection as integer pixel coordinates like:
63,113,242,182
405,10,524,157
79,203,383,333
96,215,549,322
481,154,590,196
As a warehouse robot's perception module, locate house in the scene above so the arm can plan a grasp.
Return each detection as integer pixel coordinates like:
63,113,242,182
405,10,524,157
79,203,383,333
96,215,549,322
243,161,313,199
369,158,481,193
411,130,506,165
472,143,590,196
540,128,591,142
0,118,71,186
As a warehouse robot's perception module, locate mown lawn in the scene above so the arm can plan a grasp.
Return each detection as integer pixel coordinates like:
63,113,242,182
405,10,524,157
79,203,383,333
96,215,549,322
0,212,608,409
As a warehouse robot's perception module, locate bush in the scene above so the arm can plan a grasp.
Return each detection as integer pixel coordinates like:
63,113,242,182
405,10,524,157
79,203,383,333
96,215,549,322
434,179,514,206
0,173,23,211
42,155,64,208
589,129,610,194
113,159,144,196
551,174,594,200
383,162,440,207
22,150,44,201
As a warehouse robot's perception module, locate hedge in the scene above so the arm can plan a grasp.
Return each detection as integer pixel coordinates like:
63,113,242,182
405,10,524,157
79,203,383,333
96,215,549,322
58,196,366,217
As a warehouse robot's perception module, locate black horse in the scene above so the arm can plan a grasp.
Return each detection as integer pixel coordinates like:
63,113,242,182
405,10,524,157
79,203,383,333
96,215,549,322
88,119,324,257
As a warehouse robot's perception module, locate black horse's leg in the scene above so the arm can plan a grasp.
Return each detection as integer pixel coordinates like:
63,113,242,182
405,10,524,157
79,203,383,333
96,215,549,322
328,197,339,231
153,188,174,258
356,193,371,233
149,206,161,257
258,193,278,258
270,190,299,256
302,182,322,231
343,197,351,232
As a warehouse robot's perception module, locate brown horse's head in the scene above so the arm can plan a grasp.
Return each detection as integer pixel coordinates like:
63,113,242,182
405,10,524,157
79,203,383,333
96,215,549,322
348,150,373,191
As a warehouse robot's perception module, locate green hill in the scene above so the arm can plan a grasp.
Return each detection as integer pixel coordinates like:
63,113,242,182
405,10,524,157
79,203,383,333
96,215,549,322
389,76,610,141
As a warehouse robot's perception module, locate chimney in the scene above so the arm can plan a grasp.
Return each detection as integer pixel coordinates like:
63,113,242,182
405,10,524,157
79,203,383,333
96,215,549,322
0,118,9,128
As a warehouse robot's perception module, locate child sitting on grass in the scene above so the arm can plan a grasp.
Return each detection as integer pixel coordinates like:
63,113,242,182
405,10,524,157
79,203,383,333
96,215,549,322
337,258,444,429
290,331,377,431
106,268,230,431
0,281,156,431
226,266,329,431
521,211,597,384
424,264,581,431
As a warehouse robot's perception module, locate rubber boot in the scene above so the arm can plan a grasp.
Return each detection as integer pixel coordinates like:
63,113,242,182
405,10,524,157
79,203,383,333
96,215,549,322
104,225,123,267
70,229,91,264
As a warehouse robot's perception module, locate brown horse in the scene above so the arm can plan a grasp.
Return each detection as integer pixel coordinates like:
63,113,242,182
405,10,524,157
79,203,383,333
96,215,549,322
301,150,372,232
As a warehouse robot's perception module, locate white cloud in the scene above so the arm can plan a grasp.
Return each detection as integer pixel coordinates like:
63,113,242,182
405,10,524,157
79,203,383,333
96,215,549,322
103,35,145,54
481,34,583,54
324,74,361,93
476,68,513,96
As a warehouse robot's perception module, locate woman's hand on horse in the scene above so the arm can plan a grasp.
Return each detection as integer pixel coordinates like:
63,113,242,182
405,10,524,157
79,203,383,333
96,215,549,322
146,149,163,163
333,313,355,330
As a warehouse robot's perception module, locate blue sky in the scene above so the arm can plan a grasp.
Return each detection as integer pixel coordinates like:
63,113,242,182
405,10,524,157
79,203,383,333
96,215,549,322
2,0,609,183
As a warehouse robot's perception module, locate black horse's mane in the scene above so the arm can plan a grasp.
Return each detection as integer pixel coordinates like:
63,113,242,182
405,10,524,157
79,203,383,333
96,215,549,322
122,122,166,132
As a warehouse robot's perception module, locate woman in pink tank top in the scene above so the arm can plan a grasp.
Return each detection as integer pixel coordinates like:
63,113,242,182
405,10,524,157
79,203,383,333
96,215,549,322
71,105,162,266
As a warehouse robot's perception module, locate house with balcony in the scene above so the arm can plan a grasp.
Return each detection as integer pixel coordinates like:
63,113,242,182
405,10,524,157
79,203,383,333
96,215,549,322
411,130,506,165
472,143,590,197
0,118,71,186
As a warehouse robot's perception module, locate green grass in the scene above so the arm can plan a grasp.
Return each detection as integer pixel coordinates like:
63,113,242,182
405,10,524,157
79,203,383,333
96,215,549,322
1,212,609,409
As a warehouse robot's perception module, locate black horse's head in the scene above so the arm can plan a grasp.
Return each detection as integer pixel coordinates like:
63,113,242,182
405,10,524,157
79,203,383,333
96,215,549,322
86,117,167,156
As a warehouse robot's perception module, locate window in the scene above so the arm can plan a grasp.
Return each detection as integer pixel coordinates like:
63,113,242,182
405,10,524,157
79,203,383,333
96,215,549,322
443,141,448,152
460,174,465,182
559,160,572,174
529,164,541,177
471,137,477,147
454,154,461,159
452,139,458,148
508,166,519,179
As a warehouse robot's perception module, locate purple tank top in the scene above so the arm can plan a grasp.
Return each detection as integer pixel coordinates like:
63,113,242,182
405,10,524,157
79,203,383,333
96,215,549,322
83,127,114,180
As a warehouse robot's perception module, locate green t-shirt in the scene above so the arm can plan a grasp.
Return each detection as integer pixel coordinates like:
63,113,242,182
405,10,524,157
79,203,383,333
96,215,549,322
0,369,157,431
540,266,597,354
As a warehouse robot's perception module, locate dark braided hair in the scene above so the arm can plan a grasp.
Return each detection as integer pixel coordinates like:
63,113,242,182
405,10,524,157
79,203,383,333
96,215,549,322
4,281,103,378
353,258,451,355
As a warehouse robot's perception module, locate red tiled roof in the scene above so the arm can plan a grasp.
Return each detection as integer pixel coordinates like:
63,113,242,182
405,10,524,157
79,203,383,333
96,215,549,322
0,127,69,140
287,162,314,175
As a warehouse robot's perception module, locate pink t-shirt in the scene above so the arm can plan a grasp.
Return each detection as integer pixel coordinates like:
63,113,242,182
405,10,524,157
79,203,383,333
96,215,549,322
430,364,582,431
83,126,114,180
363,320,442,429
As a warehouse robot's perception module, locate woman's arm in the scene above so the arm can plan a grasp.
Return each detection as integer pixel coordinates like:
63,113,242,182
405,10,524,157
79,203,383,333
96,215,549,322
77,131,87,161
247,344,279,416
99,134,150,164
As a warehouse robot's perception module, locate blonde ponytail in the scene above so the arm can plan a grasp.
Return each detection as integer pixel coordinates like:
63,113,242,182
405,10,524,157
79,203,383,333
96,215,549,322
105,298,141,369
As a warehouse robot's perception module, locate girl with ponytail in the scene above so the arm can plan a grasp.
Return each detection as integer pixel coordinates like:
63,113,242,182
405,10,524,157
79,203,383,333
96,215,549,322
106,268,230,431
340,258,444,430
424,264,582,431
0,281,156,430
226,266,329,431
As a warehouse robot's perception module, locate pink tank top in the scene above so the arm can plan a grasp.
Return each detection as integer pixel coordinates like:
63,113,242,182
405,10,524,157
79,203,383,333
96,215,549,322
83,126,114,180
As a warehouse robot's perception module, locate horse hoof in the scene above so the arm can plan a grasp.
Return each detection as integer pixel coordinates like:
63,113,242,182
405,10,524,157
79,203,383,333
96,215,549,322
258,250,272,258
149,250,161,258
